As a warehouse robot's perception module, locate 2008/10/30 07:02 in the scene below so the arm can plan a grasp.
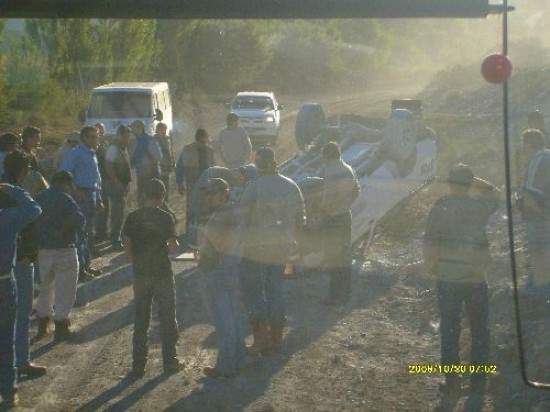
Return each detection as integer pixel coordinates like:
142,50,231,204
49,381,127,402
408,364,498,374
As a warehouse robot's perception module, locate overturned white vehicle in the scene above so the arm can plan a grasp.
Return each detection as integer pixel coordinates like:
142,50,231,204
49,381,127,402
280,100,437,268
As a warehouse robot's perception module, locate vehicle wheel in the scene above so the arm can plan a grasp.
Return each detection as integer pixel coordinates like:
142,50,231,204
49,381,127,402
295,103,326,150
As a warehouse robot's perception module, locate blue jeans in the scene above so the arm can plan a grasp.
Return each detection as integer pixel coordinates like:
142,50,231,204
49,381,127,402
132,275,178,370
15,263,34,368
199,266,246,375
106,184,128,246
76,190,96,271
323,212,352,303
94,187,109,238
0,277,17,402
240,259,286,324
437,280,489,392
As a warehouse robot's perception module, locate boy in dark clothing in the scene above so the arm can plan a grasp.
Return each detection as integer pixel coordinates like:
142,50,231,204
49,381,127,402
122,178,183,380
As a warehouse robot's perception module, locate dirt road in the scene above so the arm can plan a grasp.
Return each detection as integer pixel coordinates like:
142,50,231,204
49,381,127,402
14,88,548,412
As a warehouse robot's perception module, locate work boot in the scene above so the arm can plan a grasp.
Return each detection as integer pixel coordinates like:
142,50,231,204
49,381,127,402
269,319,286,352
36,316,51,338
18,363,47,378
164,359,185,375
54,319,76,341
125,367,145,381
78,269,96,283
247,321,270,356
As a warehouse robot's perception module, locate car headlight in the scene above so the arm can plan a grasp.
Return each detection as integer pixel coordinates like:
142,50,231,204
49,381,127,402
265,116,275,122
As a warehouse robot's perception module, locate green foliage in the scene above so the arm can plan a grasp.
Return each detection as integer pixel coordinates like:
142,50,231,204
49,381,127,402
2,18,160,130
109,20,160,82
21,19,160,96
269,21,345,93
157,20,273,96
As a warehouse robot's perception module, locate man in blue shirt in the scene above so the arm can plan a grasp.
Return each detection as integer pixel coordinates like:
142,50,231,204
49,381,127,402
60,125,104,281
131,120,162,206
2,151,47,379
0,183,42,408
35,171,85,341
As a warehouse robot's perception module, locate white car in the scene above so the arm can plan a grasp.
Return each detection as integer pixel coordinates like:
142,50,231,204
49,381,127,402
229,91,283,146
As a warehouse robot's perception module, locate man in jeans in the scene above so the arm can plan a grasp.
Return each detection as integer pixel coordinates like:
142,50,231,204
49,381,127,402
122,178,183,379
104,125,132,251
239,147,305,355
0,183,42,408
2,151,47,379
198,178,248,377
424,164,499,412
319,142,360,306
60,125,104,281
35,171,85,340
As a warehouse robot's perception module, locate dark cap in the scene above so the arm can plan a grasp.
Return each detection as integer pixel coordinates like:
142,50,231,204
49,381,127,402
448,163,474,186
255,147,276,170
201,178,229,195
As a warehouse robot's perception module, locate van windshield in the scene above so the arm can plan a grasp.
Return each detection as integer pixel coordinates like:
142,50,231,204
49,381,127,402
232,96,274,111
88,91,152,118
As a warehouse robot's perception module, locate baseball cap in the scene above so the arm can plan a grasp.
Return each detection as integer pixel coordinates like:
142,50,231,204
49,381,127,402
448,163,474,186
201,178,229,195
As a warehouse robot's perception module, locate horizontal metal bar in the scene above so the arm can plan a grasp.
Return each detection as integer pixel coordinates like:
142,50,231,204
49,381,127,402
0,0,492,19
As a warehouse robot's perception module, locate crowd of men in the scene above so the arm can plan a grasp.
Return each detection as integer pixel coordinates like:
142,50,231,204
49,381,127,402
1,109,549,411
0,112,361,408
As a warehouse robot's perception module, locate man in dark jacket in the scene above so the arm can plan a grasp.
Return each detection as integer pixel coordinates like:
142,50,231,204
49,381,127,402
35,171,85,340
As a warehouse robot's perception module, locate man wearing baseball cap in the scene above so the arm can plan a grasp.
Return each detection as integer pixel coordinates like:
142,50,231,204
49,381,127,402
198,178,250,377
424,164,499,412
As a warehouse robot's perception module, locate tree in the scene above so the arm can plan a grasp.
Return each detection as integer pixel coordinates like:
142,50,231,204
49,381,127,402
156,20,270,95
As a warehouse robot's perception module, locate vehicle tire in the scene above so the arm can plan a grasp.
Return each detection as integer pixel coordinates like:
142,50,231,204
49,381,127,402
295,103,326,150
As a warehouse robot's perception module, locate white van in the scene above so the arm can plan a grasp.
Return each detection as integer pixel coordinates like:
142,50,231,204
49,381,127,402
79,82,173,138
